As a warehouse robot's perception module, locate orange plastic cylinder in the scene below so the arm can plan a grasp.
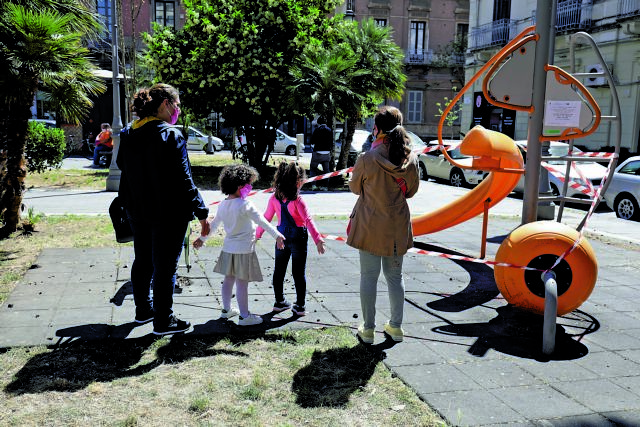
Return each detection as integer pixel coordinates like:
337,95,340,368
494,221,598,315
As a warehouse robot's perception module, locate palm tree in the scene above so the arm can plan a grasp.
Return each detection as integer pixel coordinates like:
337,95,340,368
335,19,406,171
288,40,368,171
0,2,105,236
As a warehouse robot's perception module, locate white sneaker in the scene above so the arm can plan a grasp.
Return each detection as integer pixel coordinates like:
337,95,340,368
221,307,240,319
238,313,263,326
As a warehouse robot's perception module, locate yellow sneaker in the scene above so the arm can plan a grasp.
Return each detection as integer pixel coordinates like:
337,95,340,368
384,322,404,342
357,325,374,344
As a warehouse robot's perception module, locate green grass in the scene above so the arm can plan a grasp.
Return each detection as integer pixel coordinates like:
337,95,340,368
0,327,447,426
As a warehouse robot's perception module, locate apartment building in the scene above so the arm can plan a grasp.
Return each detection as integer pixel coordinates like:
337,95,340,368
464,0,640,156
338,0,470,140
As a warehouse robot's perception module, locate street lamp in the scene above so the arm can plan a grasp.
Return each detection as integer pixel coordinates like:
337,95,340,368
106,0,123,191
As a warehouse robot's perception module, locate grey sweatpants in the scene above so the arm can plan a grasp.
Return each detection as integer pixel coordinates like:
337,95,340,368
358,249,405,329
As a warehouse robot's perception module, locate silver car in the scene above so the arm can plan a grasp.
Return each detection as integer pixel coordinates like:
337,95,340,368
418,140,486,187
186,126,223,153
603,156,640,221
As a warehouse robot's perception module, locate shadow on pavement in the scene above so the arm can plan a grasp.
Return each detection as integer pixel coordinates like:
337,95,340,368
432,305,598,361
413,242,500,312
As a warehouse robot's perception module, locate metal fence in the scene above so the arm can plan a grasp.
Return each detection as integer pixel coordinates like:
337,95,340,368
618,0,640,18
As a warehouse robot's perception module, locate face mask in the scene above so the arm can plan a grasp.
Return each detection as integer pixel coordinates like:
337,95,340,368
168,105,180,125
239,184,252,199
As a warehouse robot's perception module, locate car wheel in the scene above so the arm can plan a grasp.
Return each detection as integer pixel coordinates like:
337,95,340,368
419,162,428,181
285,146,297,156
449,169,467,187
614,194,639,220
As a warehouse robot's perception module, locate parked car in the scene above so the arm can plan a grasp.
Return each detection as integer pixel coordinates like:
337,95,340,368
513,140,608,198
333,128,429,168
333,128,371,166
236,128,298,156
603,156,640,221
29,118,57,129
418,140,486,187
186,126,223,153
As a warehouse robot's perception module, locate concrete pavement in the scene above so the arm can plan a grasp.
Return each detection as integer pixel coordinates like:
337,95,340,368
4,157,640,426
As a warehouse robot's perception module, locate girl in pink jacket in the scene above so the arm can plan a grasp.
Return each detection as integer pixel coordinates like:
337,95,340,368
257,161,326,316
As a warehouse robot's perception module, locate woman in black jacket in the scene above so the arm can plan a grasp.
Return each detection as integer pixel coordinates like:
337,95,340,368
117,83,210,335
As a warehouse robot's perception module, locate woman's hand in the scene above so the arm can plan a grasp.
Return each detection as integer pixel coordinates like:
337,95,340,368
316,241,326,255
276,235,286,250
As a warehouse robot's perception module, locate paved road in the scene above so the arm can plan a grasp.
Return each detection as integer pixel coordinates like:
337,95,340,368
27,154,640,246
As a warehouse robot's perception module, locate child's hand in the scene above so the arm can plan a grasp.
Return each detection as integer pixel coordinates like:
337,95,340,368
193,237,204,249
316,241,326,254
276,235,285,250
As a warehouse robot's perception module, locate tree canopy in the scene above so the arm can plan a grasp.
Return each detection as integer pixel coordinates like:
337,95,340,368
145,0,341,166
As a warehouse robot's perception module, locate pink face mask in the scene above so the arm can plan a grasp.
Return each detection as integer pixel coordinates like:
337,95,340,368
168,106,180,125
239,184,252,199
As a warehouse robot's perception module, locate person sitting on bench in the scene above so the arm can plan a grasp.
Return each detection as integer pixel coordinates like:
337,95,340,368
93,123,113,166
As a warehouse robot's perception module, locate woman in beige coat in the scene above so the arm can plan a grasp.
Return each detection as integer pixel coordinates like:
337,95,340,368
346,106,420,344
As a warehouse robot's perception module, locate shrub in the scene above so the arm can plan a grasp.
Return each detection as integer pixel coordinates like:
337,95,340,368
25,121,65,173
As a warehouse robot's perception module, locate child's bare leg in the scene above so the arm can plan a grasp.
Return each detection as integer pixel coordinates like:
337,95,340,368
221,275,235,311
235,278,249,317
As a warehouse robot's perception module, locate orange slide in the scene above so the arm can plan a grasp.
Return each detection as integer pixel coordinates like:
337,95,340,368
411,126,524,236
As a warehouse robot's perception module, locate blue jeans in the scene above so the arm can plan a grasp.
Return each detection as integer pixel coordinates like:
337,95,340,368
127,213,188,325
273,226,308,306
93,144,111,165
359,249,405,329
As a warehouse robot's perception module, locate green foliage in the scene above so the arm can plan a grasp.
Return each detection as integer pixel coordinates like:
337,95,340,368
435,87,460,139
24,121,65,173
143,0,341,166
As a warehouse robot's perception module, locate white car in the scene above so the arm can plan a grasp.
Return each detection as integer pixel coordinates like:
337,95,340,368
333,128,371,166
186,126,223,153
603,156,640,221
514,140,608,198
237,128,298,156
418,140,486,187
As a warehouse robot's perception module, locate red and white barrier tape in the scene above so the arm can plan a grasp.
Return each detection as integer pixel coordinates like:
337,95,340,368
321,234,544,271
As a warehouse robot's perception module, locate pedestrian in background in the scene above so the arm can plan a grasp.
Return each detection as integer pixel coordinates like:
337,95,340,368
194,164,285,326
93,123,113,166
309,117,332,189
257,161,326,317
117,83,210,336
346,106,420,344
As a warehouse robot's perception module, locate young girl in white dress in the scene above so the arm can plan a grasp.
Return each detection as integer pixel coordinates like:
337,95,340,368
194,164,285,326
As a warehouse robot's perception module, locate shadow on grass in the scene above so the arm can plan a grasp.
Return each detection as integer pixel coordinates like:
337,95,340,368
4,319,298,396
292,342,388,408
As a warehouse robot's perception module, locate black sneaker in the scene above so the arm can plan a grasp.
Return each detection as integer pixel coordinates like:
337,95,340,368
272,299,292,313
153,315,191,335
292,304,306,317
134,307,154,324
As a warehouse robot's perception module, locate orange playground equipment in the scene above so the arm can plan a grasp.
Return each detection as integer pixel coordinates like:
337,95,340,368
410,17,621,354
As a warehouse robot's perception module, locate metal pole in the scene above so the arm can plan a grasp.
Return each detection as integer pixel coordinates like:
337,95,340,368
522,0,554,224
106,0,123,191
537,0,558,220
542,271,558,355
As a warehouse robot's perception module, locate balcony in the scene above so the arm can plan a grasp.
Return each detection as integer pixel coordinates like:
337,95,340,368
555,0,592,32
618,0,640,19
469,19,516,51
405,49,465,67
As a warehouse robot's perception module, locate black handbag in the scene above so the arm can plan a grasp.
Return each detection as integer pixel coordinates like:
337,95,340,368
109,196,134,243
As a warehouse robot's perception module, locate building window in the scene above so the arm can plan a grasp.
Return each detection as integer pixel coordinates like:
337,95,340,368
407,91,423,123
375,18,387,27
345,0,355,13
96,0,112,41
409,21,427,55
155,1,175,27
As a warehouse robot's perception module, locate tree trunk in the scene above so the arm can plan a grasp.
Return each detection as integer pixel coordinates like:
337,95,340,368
0,111,30,236
337,117,356,171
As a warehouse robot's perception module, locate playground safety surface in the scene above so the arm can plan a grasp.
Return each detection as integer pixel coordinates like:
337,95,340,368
2,216,639,426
